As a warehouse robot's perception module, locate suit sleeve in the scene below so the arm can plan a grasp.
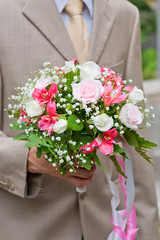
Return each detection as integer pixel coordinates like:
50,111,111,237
0,70,42,199
124,7,159,240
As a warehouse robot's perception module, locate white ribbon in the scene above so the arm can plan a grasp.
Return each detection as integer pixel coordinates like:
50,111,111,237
106,140,137,240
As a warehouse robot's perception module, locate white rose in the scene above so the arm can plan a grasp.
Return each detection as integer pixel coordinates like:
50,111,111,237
53,119,67,133
64,61,76,73
80,61,101,80
128,88,144,103
26,100,45,117
35,78,51,89
93,113,114,132
119,103,143,129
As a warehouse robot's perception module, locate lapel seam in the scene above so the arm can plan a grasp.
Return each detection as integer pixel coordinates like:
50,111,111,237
22,0,77,61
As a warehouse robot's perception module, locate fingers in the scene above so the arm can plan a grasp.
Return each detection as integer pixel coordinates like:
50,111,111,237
28,147,97,188
68,175,94,188
71,164,96,179
65,164,97,188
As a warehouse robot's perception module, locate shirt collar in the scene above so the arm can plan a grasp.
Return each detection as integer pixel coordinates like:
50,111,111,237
54,0,93,17
54,0,68,13
84,0,93,18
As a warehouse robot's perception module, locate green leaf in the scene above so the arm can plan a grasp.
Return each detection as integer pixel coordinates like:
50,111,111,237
84,122,94,137
113,144,128,159
81,130,87,134
41,142,53,147
72,131,93,146
48,146,57,157
124,129,139,147
41,146,49,153
93,127,98,137
65,72,74,91
10,122,26,130
122,90,130,94
90,152,106,171
114,144,125,154
125,129,157,149
14,132,28,141
87,119,94,124
24,133,52,148
8,110,12,115
36,148,42,158
14,132,26,138
135,147,154,165
131,131,157,149
124,129,156,164
59,163,68,176
67,114,84,131
25,141,40,148
110,155,126,178
141,140,157,148
65,129,73,139
80,161,92,170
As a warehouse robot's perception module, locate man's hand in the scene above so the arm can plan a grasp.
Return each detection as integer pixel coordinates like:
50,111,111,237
28,147,96,188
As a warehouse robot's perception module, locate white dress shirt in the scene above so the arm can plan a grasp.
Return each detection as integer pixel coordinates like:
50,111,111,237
54,0,93,36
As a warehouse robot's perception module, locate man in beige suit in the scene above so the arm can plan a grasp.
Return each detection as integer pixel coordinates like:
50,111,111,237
0,0,159,239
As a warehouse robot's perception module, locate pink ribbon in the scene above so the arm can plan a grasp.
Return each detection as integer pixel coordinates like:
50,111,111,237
106,140,138,240
117,156,138,240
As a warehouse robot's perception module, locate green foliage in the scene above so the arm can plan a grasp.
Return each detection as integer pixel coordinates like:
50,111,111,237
129,0,157,80
124,129,139,147
129,0,152,11
132,130,157,148
142,48,157,80
14,132,28,141
124,128,157,164
110,155,126,178
72,131,94,146
129,0,156,41
65,71,74,92
90,152,106,171
25,133,52,148
67,114,84,131
135,146,153,164
10,122,26,130
113,144,128,159
124,129,157,148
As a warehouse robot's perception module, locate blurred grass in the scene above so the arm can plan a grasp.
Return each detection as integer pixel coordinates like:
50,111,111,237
129,0,157,80
142,48,157,80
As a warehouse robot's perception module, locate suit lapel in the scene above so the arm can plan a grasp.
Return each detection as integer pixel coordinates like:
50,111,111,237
22,0,115,63
88,0,115,63
22,0,77,61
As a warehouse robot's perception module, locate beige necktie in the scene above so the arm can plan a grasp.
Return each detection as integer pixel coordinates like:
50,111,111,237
65,0,90,64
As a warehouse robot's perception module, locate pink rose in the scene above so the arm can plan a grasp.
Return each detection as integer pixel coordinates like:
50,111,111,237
72,78,104,104
119,103,143,129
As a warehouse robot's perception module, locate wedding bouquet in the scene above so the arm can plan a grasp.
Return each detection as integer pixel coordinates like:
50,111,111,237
8,60,156,176
7,60,157,240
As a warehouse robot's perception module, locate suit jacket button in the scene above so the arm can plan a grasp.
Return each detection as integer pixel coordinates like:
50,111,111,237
9,183,15,191
0,180,3,185
0,180,8,187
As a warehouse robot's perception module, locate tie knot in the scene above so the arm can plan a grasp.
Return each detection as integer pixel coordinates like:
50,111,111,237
65,0,83,17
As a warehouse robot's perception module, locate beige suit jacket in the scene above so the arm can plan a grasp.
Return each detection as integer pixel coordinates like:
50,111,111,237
0,0,159,239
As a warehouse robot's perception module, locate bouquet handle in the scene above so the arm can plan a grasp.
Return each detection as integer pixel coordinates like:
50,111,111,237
76,186,87,193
